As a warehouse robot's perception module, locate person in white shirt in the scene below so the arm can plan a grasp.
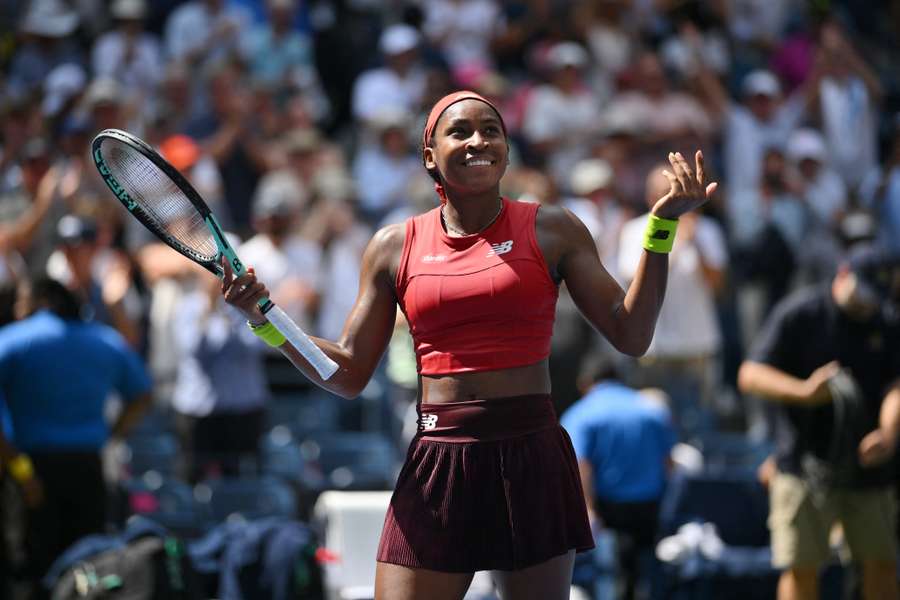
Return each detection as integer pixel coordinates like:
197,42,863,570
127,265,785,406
786,128,846,230
240,174,321,334
813,22,882,189
618,165,727,431
92,0,163,99
522,41,603,192
696,67,806,194
423,0,501,72
351,24,427,125
352,109,422,226
164,0,251,68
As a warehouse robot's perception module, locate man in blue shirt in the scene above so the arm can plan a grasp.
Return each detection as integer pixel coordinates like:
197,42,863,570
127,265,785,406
561,355,677,600
0,278,152,598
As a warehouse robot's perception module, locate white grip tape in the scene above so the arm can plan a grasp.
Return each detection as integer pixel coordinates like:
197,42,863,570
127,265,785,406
265,305,339,380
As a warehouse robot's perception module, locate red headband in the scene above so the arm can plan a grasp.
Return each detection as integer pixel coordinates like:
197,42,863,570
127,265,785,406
422,90,506,203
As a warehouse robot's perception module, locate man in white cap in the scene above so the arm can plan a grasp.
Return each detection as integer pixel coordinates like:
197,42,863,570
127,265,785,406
786,128,846,231
91,0,163,97
8,0,83,95
523,41,603,191
695,65,808,194
351,24,427,124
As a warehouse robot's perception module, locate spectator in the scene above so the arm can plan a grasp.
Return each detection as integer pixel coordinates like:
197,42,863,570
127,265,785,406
566,157,624,271
91,0,164,101
351,109,422,226
0,278,152,598
40,63,88,123
0,139,66,281
423,0,502,74
306,170,371,341
81,77,132,133
696,67,806,193
170,269,270,482
351,24,427,125
239,0,330,122
737,247,900,600
618,165,728,430
522,41,603,191
859,115,900,253
185,61,272,235
46,215,143,348
561,355,677,600
164,0,252,70
813,21,882,189
7,0,83,96
606,50,715,150
240,176,321,333
785,128,846,282
730,147,810,324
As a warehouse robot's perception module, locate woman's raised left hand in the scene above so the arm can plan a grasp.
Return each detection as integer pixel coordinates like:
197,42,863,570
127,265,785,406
651,150,717,219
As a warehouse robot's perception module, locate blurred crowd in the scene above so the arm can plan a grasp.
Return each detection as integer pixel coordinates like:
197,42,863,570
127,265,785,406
1,0,900,513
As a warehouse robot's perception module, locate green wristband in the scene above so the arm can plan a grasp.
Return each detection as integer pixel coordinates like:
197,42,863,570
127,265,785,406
643,214,679,254
248,320,286,347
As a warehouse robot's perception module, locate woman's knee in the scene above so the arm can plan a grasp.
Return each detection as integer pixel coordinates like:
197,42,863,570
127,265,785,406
491,550,576,600
375,561,474,600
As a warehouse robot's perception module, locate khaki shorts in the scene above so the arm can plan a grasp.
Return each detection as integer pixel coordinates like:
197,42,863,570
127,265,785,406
769,471,898,569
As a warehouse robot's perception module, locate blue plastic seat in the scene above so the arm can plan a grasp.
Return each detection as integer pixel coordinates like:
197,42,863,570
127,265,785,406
121,432,180,479
300,431,398,491
121,473,204,535
196,476,298,523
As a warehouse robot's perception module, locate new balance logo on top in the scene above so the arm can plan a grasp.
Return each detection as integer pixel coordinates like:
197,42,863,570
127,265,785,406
419,413,438,431
487,240,514,256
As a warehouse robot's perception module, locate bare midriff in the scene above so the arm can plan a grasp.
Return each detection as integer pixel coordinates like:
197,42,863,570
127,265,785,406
419,358,551,404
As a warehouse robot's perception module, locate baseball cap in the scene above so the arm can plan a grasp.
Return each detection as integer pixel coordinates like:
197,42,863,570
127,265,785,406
282,128,321,154
57,215,98,245
379,24,420,56
42,63,87,116
20,0,79,37
546,42,589,70
742,70,781,98
83,78,122,108
786,128,827,163
846,245,900,305
252,172,306,219
111,0,147,20
570,159,613,196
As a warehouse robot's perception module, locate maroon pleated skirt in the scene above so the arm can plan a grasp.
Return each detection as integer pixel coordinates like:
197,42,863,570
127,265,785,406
376,394,594,573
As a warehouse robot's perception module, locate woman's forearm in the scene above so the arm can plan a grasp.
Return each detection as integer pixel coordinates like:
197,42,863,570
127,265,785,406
612,251,669,356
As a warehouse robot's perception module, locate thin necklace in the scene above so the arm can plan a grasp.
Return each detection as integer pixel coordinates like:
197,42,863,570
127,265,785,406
441,198,503,237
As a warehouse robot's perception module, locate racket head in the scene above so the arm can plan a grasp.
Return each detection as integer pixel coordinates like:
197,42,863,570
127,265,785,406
91,128,225,275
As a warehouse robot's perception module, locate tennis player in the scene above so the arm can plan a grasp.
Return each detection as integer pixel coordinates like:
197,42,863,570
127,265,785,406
222,90,715,600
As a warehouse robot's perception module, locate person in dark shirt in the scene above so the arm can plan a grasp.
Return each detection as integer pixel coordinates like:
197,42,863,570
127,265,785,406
738,246,900,600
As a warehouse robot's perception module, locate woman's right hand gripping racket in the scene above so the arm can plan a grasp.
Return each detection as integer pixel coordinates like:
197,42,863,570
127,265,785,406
91,128,339,380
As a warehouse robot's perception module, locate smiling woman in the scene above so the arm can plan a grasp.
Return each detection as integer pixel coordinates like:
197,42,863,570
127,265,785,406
221,89,716,600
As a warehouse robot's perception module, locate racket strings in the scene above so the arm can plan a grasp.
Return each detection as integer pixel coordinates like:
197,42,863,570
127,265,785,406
102,140,218,261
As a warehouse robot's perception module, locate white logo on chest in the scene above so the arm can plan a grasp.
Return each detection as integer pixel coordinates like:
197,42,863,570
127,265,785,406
487,240,514,256
422,254,447,263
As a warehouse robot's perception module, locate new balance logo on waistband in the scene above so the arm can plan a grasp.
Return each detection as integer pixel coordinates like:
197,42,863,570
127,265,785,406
487,240,513,256
419,413,438,430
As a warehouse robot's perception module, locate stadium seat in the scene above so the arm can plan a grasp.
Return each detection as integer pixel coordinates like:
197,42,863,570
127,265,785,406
300,431,399,491
655,470,778,599
196,476,298,523
689,431,774,475
121,472,205,536
260,425,326,490
120,432,180,479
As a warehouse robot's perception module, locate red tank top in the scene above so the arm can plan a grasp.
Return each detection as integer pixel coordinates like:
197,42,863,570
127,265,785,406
395,197,558,375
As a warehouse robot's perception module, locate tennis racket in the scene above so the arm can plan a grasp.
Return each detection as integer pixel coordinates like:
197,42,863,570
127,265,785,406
91,128,339,380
